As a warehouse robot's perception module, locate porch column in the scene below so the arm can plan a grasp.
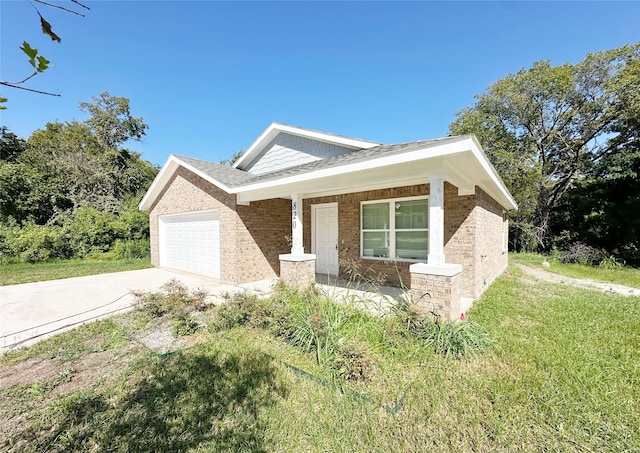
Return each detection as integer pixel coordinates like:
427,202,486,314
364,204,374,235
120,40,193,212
428,173,445,266
279,193,316,288
291,192,304,255
409,174,465,320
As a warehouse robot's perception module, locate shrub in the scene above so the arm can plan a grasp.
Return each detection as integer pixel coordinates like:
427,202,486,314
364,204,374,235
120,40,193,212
132,279,209,336
112,239,150,259
394,302,494,357
0,222,69,262
560,242,603,265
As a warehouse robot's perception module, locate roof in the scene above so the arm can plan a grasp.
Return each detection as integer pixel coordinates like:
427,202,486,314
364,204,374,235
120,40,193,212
139,126,518,211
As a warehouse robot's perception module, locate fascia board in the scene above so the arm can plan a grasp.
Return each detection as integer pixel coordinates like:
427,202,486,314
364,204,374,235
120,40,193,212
233,122,380,170
231,138,471,195
467,136,518,210
139,156,179,211
139,155,234,211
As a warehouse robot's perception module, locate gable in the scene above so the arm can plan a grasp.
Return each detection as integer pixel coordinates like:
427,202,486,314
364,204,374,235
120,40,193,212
242,132,357,175
232,123,380,175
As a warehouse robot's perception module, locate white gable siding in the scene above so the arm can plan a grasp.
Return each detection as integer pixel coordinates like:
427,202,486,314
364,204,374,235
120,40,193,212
244,133,356,175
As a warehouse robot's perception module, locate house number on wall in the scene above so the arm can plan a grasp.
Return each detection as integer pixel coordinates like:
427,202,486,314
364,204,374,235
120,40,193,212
292,201,297,229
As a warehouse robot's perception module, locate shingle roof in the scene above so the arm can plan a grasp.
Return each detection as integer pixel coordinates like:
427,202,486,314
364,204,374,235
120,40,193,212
175,135,467,189
173,155,254,187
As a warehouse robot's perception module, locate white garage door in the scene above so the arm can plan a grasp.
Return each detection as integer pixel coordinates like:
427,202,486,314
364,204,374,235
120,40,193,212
159,211,220,278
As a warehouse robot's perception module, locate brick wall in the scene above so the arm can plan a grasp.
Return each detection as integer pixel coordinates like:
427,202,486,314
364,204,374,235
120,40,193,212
410,271,462,321
237,199,291,282
472,187,508,297
443,182,477,298
148,167,290,284
303,185,431,287
148,167,508,291
280,257,316,288
302,182,508,300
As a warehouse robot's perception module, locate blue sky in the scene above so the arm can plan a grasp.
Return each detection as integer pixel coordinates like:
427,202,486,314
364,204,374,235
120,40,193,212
1,1,639,166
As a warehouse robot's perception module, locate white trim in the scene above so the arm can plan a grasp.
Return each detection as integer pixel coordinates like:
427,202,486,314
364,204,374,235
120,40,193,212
139,155,235,211
409,262,462,277
279,253,317,262
140,134,518,214
231,135,517,211
233,123,380,170
360,195,429,263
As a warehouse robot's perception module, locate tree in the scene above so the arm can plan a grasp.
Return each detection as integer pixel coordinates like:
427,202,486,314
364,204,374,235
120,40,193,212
0,0,90,108
449,43,640,251
0,126,26,161
79,92,148,152
219,149,245,166
0,94,156,225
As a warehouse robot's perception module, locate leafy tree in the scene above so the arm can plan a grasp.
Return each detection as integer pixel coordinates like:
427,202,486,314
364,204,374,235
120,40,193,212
0,0,90,108
220,149,245,166
0,93,158,262
0,127,26,161
450,43,640,251
79,92,148,152
550,53,640,264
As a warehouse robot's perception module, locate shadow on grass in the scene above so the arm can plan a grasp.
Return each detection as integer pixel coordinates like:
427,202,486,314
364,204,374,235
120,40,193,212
29,344,288,452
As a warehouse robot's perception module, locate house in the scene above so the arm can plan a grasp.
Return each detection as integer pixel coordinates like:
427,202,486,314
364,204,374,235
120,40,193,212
139,123,517,320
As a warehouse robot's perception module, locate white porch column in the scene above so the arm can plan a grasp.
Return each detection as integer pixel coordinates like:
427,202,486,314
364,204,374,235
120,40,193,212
291,193,304,254
428,173,445,266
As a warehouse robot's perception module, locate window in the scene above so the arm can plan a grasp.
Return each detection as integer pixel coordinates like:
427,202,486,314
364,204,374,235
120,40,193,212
361,197,428,261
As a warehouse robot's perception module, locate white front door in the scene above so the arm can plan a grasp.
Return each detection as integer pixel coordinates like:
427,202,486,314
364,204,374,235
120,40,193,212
313,204,339,275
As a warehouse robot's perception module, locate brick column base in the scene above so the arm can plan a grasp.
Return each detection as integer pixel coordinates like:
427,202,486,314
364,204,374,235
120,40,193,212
279,254,316,289
409,263,463,321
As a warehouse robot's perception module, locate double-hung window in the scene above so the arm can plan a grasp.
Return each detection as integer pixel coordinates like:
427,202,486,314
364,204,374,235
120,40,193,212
361,196,429,261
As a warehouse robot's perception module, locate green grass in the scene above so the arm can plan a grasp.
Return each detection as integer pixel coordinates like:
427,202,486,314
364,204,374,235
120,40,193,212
0,257,152,285
511,252,640,289
1,262,639,452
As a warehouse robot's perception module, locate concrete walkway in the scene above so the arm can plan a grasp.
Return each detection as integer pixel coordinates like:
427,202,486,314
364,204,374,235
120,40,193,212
0,268,276,353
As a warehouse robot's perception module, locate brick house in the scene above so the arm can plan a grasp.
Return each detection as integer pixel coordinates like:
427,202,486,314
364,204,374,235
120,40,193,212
139,123,517,320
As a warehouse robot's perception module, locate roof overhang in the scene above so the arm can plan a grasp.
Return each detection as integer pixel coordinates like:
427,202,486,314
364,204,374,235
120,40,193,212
139,135,518,212
234,135,518,210
138,155,235,211
232,122,380,170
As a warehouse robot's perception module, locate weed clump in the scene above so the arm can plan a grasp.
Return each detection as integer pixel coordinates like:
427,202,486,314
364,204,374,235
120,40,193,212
132,278,209,337
396,303,494,357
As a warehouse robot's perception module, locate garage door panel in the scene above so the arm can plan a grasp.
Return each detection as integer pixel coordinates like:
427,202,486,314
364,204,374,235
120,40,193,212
160,212,220,278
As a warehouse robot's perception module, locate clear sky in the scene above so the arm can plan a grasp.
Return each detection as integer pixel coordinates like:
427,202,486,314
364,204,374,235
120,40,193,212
1,1,639,166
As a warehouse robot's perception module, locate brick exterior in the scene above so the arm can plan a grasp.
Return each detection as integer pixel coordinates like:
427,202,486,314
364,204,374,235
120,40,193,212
473,187,509,297
303,182,508,300
280,257,316,288
410,272,462,321
148,167,508,298
149,167,290,284
303,185,431,288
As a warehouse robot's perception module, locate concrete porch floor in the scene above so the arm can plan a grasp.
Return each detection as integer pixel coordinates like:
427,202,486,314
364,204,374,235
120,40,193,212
314,274,409,315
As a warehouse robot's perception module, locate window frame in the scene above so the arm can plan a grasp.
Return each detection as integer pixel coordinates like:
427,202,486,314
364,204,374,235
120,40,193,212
360,195,429,262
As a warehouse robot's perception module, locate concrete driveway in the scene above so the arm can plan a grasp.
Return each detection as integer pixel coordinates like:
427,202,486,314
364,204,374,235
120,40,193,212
0,268,275,353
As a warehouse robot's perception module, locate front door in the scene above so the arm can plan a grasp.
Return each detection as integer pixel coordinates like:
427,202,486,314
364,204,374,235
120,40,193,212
313,204,339,275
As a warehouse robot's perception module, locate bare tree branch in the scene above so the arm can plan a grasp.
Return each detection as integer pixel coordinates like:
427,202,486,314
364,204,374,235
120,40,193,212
0,81,60,97
70,0,90,11
33,0,84,16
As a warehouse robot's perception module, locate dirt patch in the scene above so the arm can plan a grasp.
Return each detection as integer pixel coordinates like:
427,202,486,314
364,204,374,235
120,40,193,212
515,264,640,297
0,358,61,391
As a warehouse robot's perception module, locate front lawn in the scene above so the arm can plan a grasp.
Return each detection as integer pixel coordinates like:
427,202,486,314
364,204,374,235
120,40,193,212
1,262,639,452
0,258,152,286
